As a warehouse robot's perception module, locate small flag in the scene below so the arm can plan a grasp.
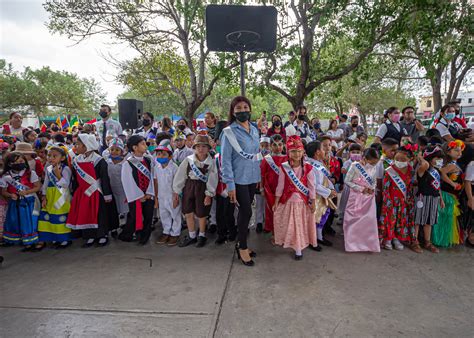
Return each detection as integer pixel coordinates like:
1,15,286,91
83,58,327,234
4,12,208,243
55,116,61,126
70,115,79,127
40,122,47,133
85,118,97,124
61,117,69,130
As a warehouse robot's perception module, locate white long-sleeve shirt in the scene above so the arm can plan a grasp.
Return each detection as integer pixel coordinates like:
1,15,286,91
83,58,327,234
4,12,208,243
307,158,334,199
173,154,218,197
121,155,155,203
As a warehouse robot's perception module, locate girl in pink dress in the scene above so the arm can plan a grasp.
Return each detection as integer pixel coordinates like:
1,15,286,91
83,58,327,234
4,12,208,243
273,135,317,260
343,148,381,252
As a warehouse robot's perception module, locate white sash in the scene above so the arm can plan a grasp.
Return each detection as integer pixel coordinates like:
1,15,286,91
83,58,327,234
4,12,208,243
308,160,331,179
427,167,441,190
187,155,208,183
354,162,374,187
282,162,309,197
128,157,151,179
264,155,280,175
386,167,407,198
9,178,28,192
73,160,102,197
47,166,70,209
223,127,262,161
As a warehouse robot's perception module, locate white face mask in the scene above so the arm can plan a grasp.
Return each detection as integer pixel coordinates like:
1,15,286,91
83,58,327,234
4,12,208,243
394,160,408,169
434,159,444,168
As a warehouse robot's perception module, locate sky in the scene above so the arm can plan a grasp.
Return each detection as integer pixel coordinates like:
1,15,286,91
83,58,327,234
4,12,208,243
0,0,133,103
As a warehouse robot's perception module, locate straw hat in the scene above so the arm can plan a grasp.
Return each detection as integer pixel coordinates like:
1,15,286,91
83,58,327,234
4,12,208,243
193,134,211,149
14,142,36,155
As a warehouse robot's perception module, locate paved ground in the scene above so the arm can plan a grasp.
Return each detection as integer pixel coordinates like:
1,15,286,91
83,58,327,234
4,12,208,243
1,225,473,337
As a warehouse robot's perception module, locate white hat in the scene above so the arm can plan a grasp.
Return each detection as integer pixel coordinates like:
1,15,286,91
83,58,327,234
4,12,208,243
260,136,271,144
78,134,99,152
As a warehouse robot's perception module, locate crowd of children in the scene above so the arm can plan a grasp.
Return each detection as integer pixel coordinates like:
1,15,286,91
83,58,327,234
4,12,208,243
0,100,473,266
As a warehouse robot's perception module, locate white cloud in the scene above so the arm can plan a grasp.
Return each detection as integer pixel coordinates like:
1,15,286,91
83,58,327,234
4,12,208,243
0,0,137,103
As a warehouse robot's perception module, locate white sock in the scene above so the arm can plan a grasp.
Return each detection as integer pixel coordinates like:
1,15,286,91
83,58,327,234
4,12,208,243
199,232,206,238
317,228,323,241
60,241,68,246
98,237,107,244
86,238,94,244
295,249,302,256
189,231,197,239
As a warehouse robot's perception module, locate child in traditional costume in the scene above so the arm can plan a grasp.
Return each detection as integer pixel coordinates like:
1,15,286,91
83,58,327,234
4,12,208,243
463,146,474,248
173,135,218,248
37,145,72,249
255,136,271,233
273,135,317,260
66,134,115,248
1,152,41,250
375,138,399,221
106,138,128,231
120,135,155,245
260,134,286,240
432,140,465,247
411,145,445,253
379,143,417,251
0,140,10,243
343,148,380,252
154,140,182,247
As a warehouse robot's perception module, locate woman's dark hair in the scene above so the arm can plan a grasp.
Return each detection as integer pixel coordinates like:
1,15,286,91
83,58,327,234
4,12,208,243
162,117,172,130
2,152,29,176
228,96,252,123
144,112,154,121
384,106,399,118
270,134,283,144
440,104,455,115
127,135,145,152
9,112,21,120
349,143,362,152
328,119,337,131
296,105,307,114
305,141,323,159
363,148,380,161
177,118,188,126
271,114,282,122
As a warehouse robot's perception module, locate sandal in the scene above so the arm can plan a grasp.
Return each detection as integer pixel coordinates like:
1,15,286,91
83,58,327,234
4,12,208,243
410,241,423,254
424,242,439,254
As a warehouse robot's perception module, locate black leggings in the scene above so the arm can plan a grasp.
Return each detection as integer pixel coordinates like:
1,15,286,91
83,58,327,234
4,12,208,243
236,183,257,250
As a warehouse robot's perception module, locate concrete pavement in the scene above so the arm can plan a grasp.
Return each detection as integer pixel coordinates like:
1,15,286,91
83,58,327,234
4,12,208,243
1,228,473,337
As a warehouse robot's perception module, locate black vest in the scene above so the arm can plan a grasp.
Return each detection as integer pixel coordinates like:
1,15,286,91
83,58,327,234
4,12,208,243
383,122,402,142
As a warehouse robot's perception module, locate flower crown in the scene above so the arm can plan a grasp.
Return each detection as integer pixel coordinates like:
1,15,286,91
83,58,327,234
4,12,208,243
447,139,465,151
400,140,419,155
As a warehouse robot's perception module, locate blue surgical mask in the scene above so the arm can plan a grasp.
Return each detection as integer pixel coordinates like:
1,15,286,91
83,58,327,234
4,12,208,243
445,113,455,120
148,145,156,152
110,156,123,161
156,157,169,165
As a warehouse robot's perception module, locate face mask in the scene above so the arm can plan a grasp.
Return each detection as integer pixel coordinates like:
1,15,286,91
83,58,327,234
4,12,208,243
177,125,186,131
261,149,270,156
235,111,250,122
350,154,362,161
11,163,26,171
313,123,321,129
298,114,306,121
156,157,170,165
110,156,123,161
148,145,156,152
391,114,401,123
216,145,221,154
445,113,455,120
99,110,108,119
273,120,281,127
351,123,358,127
142,119,151,127
394,160,408,169
434,159,443,168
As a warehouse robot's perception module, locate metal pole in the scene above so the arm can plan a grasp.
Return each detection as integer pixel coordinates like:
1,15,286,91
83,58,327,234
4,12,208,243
239,50,245,96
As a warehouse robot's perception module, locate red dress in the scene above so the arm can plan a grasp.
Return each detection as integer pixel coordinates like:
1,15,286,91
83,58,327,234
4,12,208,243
378,165,415,242
66,161,100,230
260,155,286,232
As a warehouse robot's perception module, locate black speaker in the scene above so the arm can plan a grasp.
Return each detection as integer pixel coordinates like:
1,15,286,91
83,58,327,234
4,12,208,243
206,5,277,52
118,99,143,129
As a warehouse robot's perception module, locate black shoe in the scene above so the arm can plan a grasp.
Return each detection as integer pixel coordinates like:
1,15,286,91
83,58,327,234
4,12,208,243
228,233,237,242
110,230,118,239
97,237,109,247
294,254,303,261
81,239,95,248
324,226,336,236
21,246,33,252
208,224,217,234
215,236,227,245
235,245,254,267
256,223,263,233
56,241,72,249
319,238,333,246
196,236,207,248
179,236,197,247
309,244,322,252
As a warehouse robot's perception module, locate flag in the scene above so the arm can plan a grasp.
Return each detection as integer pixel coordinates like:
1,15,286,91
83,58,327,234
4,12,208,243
70,115,79,127
55,116,61,126
40,122,47,133
85,118,97,124
61,117,69,130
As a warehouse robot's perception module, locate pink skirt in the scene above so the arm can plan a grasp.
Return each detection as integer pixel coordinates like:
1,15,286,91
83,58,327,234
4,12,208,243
274,201,317,251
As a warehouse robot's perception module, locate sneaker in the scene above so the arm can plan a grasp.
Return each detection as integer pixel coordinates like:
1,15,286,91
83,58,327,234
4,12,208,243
208,224,217,234
179,236,197,247
256,223,263,233
167,236,179,247
383,240,393,250
196,236,207,248
156,234,170,244
410,241,423,254
392,238,404,251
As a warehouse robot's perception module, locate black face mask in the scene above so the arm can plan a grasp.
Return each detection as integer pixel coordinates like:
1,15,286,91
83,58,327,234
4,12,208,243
298,114,306,121
177,125,186,131
351,123,358,127
235,111,250,122
273,120,281,127
99,110,108,119
142,119,151,127
313,123,321,129
11,163,26,171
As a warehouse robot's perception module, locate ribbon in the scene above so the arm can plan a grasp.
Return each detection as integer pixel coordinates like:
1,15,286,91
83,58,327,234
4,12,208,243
47,165,70,209
354,162,374,187
308,160,331,179
223,127,262,161
282,162,309,197
427,167,441,190
187,155,208,183
73,160,102,197
386,167,407,198
128,157,151,179
264,154,280,175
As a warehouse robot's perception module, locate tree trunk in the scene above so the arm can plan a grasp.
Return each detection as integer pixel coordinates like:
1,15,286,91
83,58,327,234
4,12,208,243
431,68,443,113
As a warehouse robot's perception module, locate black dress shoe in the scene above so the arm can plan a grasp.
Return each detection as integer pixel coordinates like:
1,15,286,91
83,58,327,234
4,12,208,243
82,240,95,248
228,233,237,242
309,244,322,252
208,224,217,234
196,236,207,248
324,226,336,236
97,237,109,247
215,236,227,245
55,241,72,249
110,230,118,239
294,254,303,261
319,238,333,246
256,223,263,233
179,236,197,247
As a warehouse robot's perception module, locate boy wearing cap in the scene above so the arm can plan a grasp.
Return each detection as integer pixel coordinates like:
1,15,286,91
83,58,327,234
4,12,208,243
154,140,182,246
173,135,218,248
173,133,194,166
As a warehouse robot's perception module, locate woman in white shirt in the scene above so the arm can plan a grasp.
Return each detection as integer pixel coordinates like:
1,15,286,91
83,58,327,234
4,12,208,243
326,119,344,149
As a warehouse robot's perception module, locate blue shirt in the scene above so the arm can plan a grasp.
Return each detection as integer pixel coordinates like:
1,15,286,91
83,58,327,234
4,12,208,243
221,122,261,191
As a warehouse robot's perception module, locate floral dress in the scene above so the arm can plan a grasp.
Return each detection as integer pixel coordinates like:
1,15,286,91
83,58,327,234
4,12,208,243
379,165,415,242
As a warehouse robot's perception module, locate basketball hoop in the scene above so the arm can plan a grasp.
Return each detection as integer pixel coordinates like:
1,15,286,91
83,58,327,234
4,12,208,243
226,30,261,51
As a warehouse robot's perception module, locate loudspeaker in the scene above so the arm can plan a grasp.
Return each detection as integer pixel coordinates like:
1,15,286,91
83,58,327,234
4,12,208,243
206,5,277,52
118,99,143,130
